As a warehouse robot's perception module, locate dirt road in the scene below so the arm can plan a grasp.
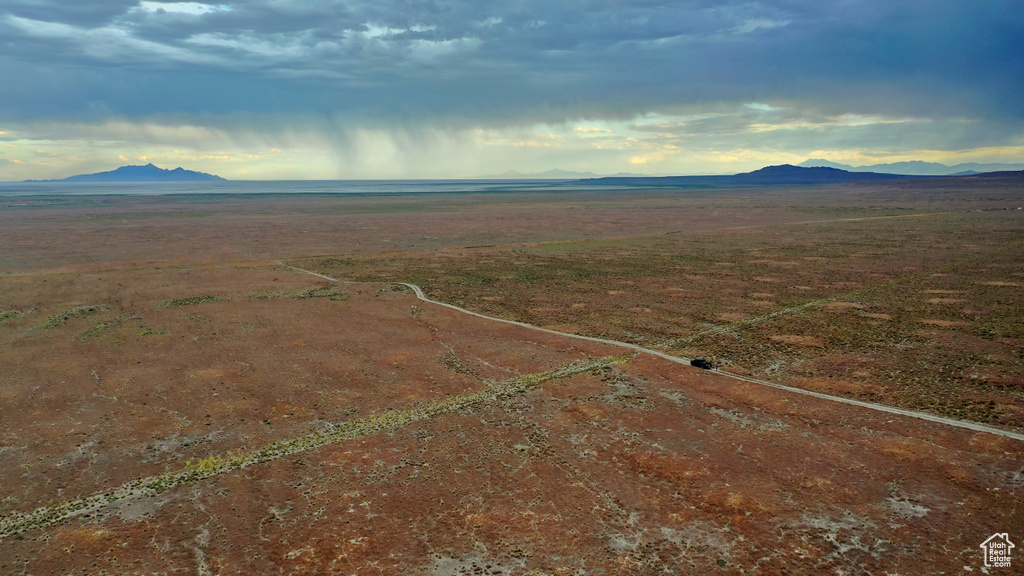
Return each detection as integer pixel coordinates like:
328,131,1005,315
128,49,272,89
279,261,1024,442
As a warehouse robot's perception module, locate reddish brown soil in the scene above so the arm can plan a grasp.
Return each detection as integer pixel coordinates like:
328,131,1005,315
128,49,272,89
0,266,617,517
2,178,1023,574
0,191,814,273
303,201,1024,430
2,270,1021,574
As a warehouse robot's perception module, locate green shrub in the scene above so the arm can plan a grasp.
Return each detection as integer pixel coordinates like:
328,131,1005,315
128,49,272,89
80,314,135,340
152,295,227,308
0,309,30,323
39,305,109,329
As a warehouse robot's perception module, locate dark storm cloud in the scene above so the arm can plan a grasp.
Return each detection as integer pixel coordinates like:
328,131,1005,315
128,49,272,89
0,0,1021,130
1,0,139,27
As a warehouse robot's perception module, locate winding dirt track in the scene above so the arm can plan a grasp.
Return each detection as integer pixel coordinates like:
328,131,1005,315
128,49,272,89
279,261,1024,442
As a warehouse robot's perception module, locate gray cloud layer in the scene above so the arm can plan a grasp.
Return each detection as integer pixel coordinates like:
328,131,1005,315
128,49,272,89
1,0,1021,127
1,0,1022,180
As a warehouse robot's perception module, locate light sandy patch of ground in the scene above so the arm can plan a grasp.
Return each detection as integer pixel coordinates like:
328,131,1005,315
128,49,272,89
919,319,969,327
769,334,824,347
825,302,866,310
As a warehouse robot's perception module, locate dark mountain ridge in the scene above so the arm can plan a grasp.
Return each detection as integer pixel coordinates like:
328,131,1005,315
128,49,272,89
574,164,922,188
25,163,225,183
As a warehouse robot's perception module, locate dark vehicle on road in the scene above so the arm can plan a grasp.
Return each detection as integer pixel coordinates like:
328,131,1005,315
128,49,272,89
690,357,714,370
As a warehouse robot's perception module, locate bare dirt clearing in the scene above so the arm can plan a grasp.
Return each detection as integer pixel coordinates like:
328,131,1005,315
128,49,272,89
2,264,1021,574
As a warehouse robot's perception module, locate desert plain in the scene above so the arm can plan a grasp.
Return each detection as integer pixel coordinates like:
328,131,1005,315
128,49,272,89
1,176,1023,574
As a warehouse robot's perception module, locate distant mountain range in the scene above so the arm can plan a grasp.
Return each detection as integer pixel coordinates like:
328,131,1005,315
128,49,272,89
25,163,226,183
478,168,647,179
17,162,1021,186
575,164,925,188
798,159,1024,176
481,160,1024,181
576,164,1023,188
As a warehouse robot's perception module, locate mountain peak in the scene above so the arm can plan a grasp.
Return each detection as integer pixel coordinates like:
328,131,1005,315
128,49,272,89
741,164,848,177
733,164,913,183
27,164,226,183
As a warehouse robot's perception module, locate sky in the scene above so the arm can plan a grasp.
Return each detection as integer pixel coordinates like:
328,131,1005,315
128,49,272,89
0,0,1022,180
